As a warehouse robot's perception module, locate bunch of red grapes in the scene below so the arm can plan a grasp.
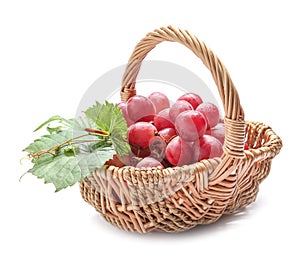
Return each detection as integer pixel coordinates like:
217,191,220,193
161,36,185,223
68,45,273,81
117,92,225,169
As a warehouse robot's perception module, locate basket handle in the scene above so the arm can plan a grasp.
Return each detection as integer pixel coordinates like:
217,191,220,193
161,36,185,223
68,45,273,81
121,26,245,159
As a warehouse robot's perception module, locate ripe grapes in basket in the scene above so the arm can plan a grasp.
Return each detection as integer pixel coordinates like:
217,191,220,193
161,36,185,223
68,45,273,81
22,91,227,191
119,92,225,168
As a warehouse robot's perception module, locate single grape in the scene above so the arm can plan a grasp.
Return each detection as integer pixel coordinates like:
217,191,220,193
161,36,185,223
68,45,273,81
177,92,203,109
128,122,157,157
148,92,170,114
153,108,175,131
136,157,164,169
175,110,207,141
158,127,177,143
149,136,167,161
211,123,225,145
197,135,223,160
165,136,194,166
126,95,156,122
117,102,134,126
116,153,142,167
169,100,193,123
196,102,220,128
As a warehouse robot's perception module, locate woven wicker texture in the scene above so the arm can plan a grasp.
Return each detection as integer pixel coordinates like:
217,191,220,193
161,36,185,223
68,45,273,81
80,26,282,233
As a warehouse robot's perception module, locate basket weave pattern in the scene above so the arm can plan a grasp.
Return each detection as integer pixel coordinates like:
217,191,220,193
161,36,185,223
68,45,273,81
79,26,282,233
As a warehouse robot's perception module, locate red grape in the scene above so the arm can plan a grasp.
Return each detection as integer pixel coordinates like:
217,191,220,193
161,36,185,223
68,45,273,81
175,110,207,141
169,100,193,123
158,127,177,143
136,157,164,169
153,108,175,131
177,92,203,109
148,92,170,114
149,136,167,161
116,153,142,167
126,95,156,122
197,135,223,160
165,136,194,166
128,122,157,157
196,102,220,128
211,123,225,145
117,102,134,126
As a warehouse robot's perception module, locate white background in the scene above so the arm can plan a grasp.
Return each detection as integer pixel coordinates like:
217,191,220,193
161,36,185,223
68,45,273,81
1,1,298,263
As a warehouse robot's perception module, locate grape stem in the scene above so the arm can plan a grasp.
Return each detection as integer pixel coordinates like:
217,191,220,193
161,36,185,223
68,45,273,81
28,133,111,160
85,128,110,136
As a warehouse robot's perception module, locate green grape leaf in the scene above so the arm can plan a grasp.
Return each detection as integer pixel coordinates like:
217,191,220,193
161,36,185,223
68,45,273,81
61,116,97,131
33,115,96,134
28,147,115,192
23,128,114,191
85,101,130,157
24,130,73,157
23,101,129,192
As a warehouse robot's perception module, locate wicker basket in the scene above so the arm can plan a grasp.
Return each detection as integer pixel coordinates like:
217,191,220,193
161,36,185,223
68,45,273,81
79,26,282,233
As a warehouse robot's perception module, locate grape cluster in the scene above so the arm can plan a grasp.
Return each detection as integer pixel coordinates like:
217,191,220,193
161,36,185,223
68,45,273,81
117,92,225,169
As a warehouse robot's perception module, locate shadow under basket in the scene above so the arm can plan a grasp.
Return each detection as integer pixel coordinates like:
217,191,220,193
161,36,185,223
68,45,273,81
79,26,282,233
